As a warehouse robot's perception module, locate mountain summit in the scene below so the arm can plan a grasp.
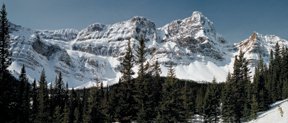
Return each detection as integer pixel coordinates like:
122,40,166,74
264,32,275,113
7,12,288,88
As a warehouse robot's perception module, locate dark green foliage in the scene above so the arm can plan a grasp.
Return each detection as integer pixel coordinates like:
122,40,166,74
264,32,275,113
157,64,186,122
53,106,64,123
250,95,258,120
17,65,31,123
203,78,221,122
31,79,38,122
222,51,251,122
0,71,19,122
253,56,269,111
89,84,106,123
36,70,50,122
0,4,11,74
120,40,134,83
68,88,78,123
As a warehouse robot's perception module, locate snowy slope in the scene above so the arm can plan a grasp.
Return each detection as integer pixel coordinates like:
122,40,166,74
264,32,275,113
236,32,288,69
7,12,288,88
249,99,288,123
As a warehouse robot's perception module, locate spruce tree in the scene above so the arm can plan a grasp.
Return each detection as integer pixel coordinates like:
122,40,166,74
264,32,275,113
182,81,193,121
157,64,185,122
18,65,30,123
36,70,50,122
68,88,78,123
52,72,66,115
89,85,106,122
31,79,38,122
250,95,259,120
120,40,134,83
221,72,236,122
0,4,11,76
253,56,269,111
204,78,221,122
82,88,90,123
114,39,137,122
53,106,64,123
273,42,282,100
231,50,250,122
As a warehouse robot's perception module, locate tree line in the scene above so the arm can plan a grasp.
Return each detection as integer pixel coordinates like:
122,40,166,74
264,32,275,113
1,3,288,123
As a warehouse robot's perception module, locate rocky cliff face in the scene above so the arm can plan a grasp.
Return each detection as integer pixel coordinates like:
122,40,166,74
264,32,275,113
7,12,288,88
237,32,288,66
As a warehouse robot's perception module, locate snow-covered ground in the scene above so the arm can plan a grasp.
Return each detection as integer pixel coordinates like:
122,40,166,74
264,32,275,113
249,99,288,123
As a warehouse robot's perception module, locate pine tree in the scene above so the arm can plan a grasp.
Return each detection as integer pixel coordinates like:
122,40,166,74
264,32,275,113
230,50,250,122
82,88,90,123
253,56,269,111
250,95,258,120
63,103,69,123
150,60,162,120
282,80,288,99
0,4,11,76
112,39,137,122
221,72,236,122
89,85,106,123
68,88,78,123
52,72,66,115
18,65,30,123
36,70,50,122
53,106,64,123
31,79,38,122
204,78,221,123
120,40,134,83
136,38,146,82
157,64,185,122
0,5,12,122
182,81,193,121
273,42,283,100
135,38,154,122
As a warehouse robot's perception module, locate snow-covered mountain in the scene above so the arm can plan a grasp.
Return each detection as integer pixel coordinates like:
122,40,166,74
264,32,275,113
237,32,288,67
7,11,288,88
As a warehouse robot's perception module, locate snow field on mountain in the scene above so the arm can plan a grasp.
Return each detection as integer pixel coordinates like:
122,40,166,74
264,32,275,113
248,99,288,123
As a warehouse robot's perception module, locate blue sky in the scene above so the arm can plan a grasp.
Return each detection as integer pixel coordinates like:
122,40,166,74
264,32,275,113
1,0,288,42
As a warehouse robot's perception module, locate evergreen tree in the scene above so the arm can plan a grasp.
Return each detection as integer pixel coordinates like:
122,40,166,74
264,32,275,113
253,56,269,111
135,38,154,122
36,70,50,122
89,85,106,122
111,39,137,122
31,79,39,122
120,39,134,83
0,5,13,122
182,81,193,121
231,51,250,122
273,42,282,100
221,72,236,122
53,106,64,123
68,88,78,123
0,4,11,76
150,60,162,119
63,103,69,123
157,64,185,122
250,95,259,120
203,78,221,122
82,88,90,123
51,72,66,117
18,65,30,123
282,80,288,99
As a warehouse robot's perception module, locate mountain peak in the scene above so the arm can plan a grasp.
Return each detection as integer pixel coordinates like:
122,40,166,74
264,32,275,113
191,11,204,19
249,32,258,41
